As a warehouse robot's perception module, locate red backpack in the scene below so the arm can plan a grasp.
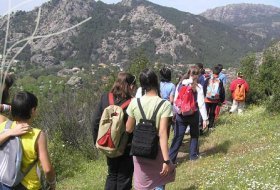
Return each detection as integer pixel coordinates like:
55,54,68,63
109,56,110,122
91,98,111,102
174,85,197,116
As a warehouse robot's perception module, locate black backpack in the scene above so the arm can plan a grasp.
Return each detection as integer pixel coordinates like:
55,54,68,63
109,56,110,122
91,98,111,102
131,98,165,159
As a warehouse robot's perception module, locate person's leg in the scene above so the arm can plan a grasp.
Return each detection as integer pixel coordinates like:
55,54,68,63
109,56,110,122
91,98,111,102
215,104,221,120
169,114,187,163
189,112,200,160
229,100,238,113
208,103,217,128
237,101,245,114
116,155,133,190
105,157,118,190
198,110,203,135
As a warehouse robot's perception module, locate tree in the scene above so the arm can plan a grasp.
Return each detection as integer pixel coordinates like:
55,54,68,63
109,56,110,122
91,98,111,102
128,52,150,78
239,54,263,104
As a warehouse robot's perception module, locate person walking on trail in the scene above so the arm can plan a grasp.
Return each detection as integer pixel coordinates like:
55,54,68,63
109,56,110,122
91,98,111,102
203,66,225,129
229,72,249,114
126,69,175,190
92,72,137,190
169,65,208,162
159,67,176,104
0,91,56,190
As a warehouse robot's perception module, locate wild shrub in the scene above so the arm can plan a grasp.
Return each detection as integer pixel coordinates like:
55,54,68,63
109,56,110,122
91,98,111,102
33,85,102,179
240,43,280,112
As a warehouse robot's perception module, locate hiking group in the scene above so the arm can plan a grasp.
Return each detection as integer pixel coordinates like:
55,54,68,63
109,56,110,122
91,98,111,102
0,63,249,190
92,63,249,190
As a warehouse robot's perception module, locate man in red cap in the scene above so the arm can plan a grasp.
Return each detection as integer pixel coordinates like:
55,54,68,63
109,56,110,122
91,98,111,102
229,72,249,114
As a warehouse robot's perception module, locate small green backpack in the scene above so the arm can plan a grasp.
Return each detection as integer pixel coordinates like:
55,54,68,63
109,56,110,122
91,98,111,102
96,93,131,158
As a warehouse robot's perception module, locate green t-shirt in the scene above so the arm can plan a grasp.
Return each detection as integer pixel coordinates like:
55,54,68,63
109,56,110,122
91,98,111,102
126,96,173,129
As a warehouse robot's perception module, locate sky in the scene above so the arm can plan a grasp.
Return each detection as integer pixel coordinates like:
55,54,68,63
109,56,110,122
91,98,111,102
1,0,280,16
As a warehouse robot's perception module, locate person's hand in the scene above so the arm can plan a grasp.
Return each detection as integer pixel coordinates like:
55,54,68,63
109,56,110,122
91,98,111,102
10,123,30,136
160,163,170,176
202,120,208,130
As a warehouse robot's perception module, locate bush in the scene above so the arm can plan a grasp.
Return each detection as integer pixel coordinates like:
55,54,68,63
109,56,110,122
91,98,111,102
33,86,102,179
240,42,280,112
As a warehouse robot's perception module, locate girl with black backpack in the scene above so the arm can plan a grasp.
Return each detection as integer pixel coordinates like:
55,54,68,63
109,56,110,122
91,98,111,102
126,69,175,190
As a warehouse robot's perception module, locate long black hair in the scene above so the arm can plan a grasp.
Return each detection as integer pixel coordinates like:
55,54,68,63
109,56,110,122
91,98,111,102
160,67,171,82
139,68,160,96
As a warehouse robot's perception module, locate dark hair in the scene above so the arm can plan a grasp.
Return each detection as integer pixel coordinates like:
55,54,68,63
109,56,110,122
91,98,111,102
213,66,221,75
111,72,136,99
217,64,223,72
11,91,38,120
195,63,203,69
195,63,205,75
1,74,14,104
160,67,171,82
139,68,160,95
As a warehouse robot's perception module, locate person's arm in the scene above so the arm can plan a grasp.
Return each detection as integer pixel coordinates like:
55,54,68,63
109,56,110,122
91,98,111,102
203,78,209,96
126,116,135,133
159,117,171,176
37,131,56,190
0,123,30,145
197,86,208,129
169,84,176,104
229,80,236,93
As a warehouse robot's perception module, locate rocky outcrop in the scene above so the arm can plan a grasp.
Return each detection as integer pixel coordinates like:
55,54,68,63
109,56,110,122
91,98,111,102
0,0,272,67
201,4,280,40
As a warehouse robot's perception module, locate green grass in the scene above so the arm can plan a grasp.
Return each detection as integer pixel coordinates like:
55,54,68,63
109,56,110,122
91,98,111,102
56,106,280,189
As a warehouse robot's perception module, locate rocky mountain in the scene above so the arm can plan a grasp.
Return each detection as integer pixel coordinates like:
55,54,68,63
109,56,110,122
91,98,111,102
200,4,280,41
0,0,267,68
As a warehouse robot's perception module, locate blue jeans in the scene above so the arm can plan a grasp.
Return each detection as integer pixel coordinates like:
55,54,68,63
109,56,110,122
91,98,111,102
0,183,12,190
155,185,165,190
169,112,199,162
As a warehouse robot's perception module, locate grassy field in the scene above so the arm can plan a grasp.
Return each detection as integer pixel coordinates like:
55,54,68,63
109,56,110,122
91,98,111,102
57,106,280,189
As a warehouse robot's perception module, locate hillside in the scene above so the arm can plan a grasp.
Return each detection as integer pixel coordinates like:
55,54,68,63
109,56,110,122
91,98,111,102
201,4,280,41
0,0,266,68
55,106,280,189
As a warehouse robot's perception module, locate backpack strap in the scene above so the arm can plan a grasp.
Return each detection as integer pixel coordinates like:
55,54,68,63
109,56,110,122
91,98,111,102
5,119,13,130
22,158,38,177
120,99,131,110
4,120,38,177
151,100,166,121
137,99,166,121
137,98,147,120
108,93,114,105
109,93,131,109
